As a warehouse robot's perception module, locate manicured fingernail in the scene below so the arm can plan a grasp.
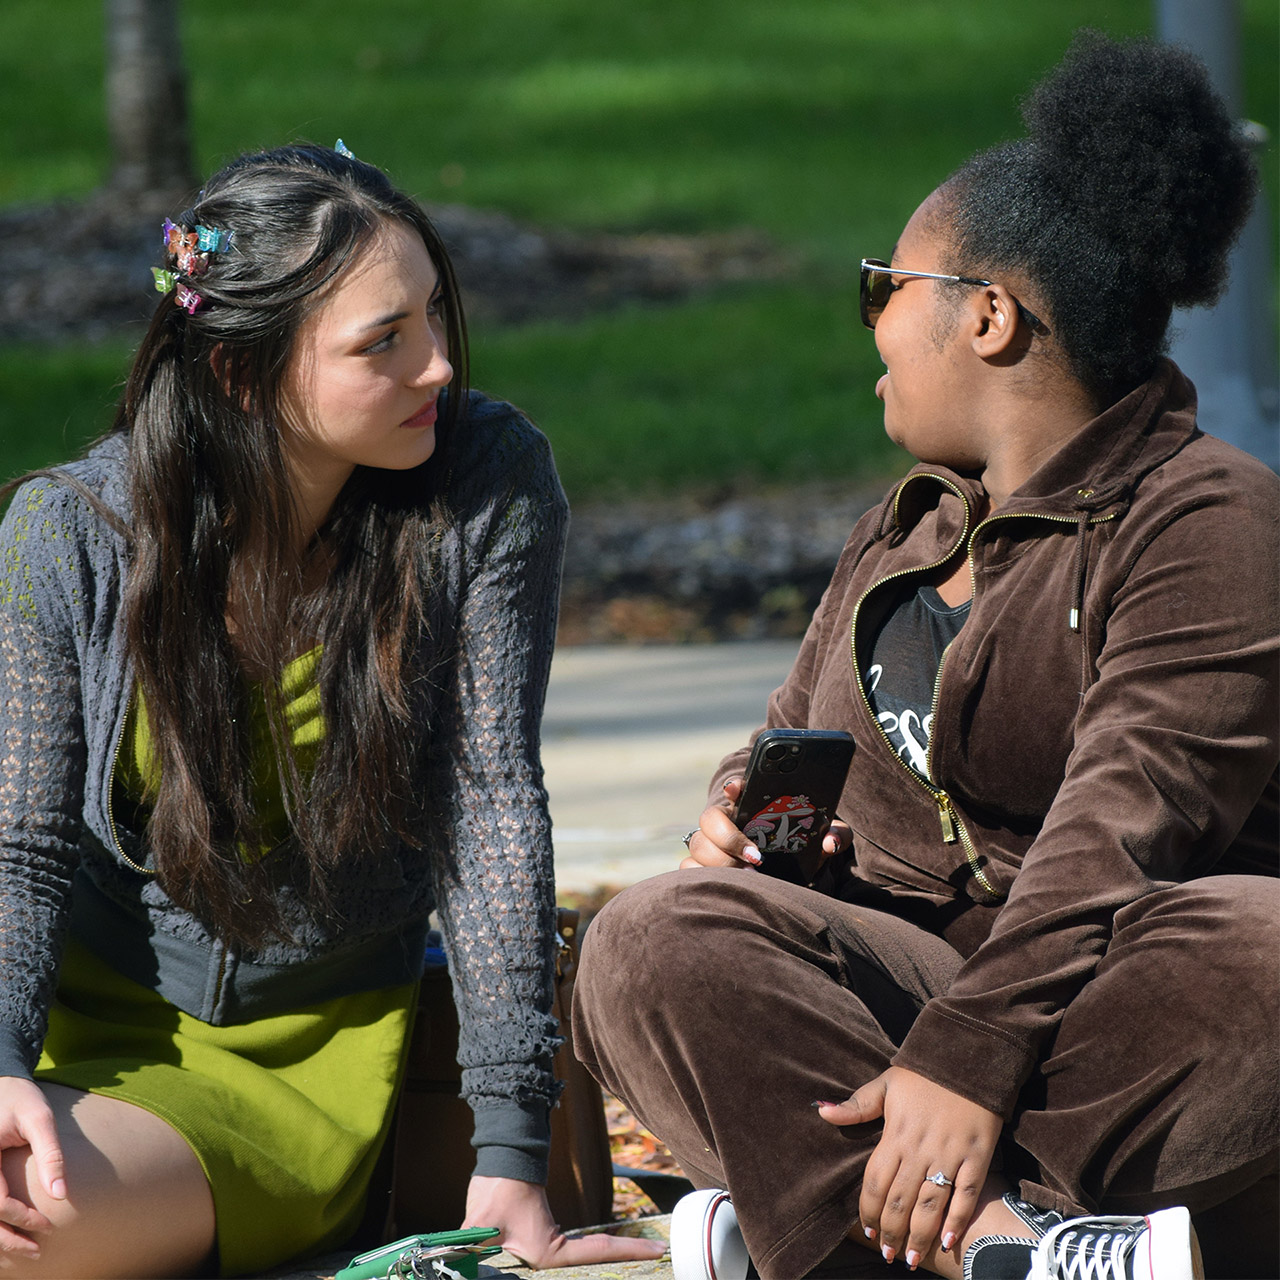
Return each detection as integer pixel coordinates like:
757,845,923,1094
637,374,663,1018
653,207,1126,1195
941,1231,956,1253
881,1243,896,1264
863,1225,876,1240
741,844,761,865
812,1100,838,1108
51,1177,67,1199
906,1250,920,1270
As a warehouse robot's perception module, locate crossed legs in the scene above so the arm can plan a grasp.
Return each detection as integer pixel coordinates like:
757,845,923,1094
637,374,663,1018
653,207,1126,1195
573,869,1279,1279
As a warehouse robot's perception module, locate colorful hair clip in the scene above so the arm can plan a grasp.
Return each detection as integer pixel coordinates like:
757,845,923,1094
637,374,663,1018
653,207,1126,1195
174,284,204,314
163,221,203,274
161,217,232,279
195,224,233,254
164,219,197,256
334,138,355,159
157,215,231,309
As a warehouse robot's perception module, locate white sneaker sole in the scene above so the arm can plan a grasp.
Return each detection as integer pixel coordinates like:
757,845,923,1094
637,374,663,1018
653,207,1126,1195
671,1188,752,1280
1137,1206,1204,1280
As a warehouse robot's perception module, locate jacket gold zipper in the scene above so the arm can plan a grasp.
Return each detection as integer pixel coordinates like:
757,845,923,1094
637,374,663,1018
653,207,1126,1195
967,508,1118,539
920,638,1001,898
850,486,1121,901
849,474,1005,898
965,507,1120,628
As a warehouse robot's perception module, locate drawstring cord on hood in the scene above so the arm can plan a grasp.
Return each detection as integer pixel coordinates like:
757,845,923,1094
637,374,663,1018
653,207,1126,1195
1069,507,1090,633
1068,486,1103,633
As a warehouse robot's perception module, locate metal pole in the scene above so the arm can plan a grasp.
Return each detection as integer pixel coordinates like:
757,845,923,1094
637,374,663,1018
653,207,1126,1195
1155,0,1279,469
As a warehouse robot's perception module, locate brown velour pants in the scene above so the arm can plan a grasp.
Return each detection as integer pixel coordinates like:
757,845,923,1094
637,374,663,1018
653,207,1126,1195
572,869,1279,1279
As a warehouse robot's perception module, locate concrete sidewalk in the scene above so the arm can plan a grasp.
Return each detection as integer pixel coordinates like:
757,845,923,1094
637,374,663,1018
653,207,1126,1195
541,640,801,893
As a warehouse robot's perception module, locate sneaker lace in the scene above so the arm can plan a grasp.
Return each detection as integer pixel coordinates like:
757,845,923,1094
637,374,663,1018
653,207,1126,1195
1031,1215,1147,1280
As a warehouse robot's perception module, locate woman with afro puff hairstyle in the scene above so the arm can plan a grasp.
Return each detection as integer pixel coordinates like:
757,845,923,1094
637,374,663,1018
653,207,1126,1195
573,31,1278,1280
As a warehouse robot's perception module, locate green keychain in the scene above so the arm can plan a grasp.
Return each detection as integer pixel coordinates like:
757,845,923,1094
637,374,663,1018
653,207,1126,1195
335,1228,503,1280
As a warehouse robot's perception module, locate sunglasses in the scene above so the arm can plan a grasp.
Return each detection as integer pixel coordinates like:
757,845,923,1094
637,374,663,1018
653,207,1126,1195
859,258,1045,334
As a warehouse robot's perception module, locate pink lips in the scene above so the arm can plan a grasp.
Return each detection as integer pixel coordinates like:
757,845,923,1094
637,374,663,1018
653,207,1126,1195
400,398,439,429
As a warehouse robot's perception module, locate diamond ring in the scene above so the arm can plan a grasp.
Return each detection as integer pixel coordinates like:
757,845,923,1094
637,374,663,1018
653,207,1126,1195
924,1171,955,1188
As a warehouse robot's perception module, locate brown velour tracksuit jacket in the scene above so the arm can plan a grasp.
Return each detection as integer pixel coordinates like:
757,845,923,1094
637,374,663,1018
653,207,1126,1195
711,357,1279,1122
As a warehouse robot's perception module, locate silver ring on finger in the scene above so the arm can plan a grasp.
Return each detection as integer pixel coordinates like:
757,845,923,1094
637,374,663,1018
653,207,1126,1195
682,829,698,848
924,1171,955,1188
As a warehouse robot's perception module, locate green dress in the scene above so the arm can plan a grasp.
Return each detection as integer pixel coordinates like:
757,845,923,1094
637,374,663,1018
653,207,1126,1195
36,650,416,1276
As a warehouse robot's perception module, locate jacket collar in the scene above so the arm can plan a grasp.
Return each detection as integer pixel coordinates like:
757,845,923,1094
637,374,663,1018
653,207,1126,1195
879,358,1199,536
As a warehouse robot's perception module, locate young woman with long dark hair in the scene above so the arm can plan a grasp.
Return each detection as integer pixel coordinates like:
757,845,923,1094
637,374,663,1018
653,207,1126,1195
574,33,1278,1280
0,144,664,1277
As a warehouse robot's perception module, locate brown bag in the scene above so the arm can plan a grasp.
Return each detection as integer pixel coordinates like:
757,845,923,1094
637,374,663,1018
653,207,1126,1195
383,907,614,1234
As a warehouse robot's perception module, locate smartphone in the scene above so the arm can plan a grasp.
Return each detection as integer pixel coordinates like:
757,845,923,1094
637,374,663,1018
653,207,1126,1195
732,728,855,882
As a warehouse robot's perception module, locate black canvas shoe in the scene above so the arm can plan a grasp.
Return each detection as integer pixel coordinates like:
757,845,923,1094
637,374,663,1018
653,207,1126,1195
1000,1194,1065,1236
965,1194,1203,1280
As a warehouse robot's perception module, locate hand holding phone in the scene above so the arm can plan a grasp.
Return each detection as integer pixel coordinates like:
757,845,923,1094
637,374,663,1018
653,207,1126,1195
731,728,854,883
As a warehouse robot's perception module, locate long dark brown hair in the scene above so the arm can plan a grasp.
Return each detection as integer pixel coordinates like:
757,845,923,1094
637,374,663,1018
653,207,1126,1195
115,144,470,944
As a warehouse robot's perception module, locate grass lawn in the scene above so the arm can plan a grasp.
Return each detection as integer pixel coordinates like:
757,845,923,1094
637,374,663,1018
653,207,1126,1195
1,0,1275,501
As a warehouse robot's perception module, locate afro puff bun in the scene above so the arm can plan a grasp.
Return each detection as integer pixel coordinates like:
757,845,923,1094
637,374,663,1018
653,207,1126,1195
1023,31,1254,309
939,30,1257,399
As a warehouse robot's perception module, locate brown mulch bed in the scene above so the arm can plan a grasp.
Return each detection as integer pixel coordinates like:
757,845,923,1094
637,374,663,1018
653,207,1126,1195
0,189,792,345
555,481,885,644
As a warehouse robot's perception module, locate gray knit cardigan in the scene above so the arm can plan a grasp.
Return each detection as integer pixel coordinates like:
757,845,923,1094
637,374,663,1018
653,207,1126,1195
0,392,567,1183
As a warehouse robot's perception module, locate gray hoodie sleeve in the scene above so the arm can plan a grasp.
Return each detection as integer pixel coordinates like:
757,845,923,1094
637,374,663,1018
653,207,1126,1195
427,400,569,1183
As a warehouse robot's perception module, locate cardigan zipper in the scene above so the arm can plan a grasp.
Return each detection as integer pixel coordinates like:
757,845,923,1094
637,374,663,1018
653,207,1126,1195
106,688,154,876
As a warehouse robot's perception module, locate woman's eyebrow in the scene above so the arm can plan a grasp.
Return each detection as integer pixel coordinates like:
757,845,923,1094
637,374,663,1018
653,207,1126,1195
360,310,411,332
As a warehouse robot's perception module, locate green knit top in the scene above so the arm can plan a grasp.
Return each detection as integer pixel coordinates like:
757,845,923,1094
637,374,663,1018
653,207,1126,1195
119,646,325,853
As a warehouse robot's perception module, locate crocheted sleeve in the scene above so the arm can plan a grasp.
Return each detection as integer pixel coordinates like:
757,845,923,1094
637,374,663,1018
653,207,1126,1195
0,479,95,1079
427,401,569,1184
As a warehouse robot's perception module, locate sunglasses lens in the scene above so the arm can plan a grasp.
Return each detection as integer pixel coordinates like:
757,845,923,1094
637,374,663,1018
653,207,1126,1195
860,262,893,329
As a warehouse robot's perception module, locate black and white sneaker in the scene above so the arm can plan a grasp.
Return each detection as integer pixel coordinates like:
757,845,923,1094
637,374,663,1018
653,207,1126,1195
965,1194,1203,1280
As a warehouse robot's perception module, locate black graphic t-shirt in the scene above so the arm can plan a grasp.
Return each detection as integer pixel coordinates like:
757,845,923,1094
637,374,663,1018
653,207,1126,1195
865,584,970,780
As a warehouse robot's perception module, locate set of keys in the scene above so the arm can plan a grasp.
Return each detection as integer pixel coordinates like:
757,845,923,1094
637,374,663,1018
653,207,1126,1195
336,1228,503,1280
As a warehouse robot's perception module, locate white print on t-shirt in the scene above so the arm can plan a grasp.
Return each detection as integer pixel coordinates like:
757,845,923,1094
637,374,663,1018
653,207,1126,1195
867,663,932,778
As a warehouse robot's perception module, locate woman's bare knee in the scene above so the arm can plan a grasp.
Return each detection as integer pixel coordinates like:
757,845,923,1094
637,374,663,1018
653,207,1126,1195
0,1086,215,1278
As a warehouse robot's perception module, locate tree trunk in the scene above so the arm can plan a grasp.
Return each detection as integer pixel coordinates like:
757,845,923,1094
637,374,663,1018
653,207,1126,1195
104,0,198,201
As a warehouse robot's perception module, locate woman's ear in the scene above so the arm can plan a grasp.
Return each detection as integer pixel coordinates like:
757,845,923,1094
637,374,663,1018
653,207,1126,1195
970,285,1022,357
971,285,1040,361
210,343,253,410
210,343,232,393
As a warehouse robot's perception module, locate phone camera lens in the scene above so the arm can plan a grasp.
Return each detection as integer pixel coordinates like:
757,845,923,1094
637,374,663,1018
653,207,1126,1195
778,757,799,773
764,743,787,762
